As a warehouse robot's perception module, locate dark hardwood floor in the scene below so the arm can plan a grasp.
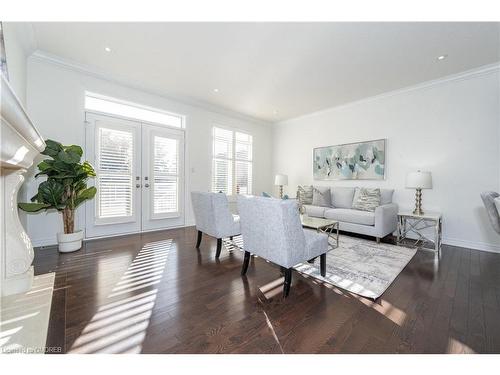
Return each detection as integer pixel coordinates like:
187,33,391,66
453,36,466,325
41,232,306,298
33,226,500,354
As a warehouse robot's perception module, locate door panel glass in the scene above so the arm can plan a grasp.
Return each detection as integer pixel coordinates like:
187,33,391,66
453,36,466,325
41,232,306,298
96,127,134,220
152,135,179,215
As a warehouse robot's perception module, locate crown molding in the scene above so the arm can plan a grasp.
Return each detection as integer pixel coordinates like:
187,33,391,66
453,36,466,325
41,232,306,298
276,62,500,125
29,50,271,127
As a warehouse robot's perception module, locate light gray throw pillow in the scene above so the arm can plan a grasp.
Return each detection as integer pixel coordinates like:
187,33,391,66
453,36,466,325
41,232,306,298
379,189,394,205
331,187,355,208
352,188,381,212
297,185,314,205
495,197,500,215
312,186,332,207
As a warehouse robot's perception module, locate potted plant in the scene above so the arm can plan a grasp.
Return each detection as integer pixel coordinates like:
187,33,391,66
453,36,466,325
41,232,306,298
19,139,97,253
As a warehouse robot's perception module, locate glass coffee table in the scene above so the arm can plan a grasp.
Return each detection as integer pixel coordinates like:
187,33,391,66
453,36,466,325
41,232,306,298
300,214,339,250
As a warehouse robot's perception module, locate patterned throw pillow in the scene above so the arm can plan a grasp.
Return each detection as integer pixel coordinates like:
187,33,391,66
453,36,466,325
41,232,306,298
352,188,381,212
296,185,313,205
312,186,332,207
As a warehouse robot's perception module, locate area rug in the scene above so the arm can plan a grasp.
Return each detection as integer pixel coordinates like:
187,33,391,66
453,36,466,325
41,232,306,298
294,236,417,299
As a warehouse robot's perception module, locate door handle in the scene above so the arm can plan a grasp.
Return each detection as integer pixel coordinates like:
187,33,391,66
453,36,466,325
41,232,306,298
136,184,141,188
144,183,150,188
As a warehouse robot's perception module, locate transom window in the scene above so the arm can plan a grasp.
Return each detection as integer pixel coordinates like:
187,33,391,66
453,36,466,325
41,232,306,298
212,126,253,195
85,92,183,128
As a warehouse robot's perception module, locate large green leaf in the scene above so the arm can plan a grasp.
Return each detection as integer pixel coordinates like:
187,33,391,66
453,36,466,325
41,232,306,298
18,202,52,212
38,179,65,208
65,145,83,157
82,161,96,177
42,139,63,157
37,160,52,171
58,149,81,164
52,160,74,171
74,186,97,207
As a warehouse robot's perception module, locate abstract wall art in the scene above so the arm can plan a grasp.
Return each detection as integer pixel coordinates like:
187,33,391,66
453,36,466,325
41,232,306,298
313,139,386,180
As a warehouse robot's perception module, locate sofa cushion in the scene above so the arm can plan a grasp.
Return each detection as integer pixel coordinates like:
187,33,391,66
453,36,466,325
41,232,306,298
352,188,381,212
380,189,394,205
495,197,500,215
312,186,332,207
331,187,356,208
303,205,326,218
297,185,314,205
324,208,375,226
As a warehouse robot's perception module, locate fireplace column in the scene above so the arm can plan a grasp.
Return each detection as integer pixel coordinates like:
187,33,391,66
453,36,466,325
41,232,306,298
1,74,45,296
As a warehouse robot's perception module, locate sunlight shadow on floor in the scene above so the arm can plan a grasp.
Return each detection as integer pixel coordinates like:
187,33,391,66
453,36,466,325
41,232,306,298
68,239,173,353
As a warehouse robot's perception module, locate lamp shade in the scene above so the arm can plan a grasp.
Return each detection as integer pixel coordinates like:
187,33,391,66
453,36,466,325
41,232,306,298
406,171,432,189
274,174,288,186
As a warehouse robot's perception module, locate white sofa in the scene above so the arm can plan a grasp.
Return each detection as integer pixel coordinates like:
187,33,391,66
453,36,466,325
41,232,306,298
302,187,398,242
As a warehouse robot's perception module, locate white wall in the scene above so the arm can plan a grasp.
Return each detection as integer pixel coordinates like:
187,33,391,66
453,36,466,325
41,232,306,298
2,23,31,105
26,56,273,246
272,67,500,253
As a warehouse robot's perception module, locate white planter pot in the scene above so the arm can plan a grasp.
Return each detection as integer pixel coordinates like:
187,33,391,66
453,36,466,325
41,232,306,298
57,230,84,253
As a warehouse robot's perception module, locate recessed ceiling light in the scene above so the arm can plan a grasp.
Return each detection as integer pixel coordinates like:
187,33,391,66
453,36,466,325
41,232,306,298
437,54,447,61
213,88,219,93
104,47,111,52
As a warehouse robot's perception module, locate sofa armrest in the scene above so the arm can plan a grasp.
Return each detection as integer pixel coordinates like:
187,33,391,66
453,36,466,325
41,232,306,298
374,203,399,237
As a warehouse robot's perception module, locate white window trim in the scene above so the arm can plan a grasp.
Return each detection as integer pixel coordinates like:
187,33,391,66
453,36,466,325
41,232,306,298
212,124,253,196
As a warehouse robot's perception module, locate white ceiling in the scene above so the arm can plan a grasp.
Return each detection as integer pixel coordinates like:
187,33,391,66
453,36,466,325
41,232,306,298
29,22,500,122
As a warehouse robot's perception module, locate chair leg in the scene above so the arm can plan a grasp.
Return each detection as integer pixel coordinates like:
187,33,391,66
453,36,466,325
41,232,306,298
241,251,251,275
216,238,222,258
320,253,327,277
229,236,233,240
376,237,381,244
196,230,203,248
283,268,292,298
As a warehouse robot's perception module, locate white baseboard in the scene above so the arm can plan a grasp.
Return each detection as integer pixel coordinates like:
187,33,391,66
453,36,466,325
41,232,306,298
31,236,58,248
442,237,500,254
33,223,199,249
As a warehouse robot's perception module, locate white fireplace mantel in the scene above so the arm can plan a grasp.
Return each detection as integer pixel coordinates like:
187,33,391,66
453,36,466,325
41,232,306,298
1,73,45,297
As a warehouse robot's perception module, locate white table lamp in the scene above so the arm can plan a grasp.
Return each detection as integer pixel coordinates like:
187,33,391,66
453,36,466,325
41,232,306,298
274,174,288,199
406,171,432,215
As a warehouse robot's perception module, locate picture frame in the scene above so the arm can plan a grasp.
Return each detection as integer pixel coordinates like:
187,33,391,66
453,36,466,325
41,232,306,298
313,138,386,180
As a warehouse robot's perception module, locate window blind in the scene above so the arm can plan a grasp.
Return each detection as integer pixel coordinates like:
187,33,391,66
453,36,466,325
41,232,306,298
97,127,134,219
212,127,252,195
212,127,233,194
153,136,179,214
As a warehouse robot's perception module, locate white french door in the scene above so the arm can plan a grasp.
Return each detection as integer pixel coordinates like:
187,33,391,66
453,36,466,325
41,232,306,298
141,124,184,231
85,112,184,238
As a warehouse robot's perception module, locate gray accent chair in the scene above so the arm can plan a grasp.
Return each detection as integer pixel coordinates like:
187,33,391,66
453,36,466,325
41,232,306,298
190,191,241,258
237,195,329,297
481,191,500,234
302,186,398,243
